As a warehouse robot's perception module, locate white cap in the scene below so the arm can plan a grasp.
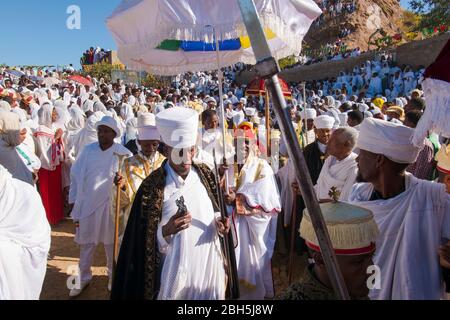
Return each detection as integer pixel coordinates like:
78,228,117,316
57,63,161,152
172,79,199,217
96,116,120,137
205,97,217,105
244,107,256,117
301,108,317,120
137,113,160,141
314,115,335,129
156,107,199,148
239,97,247,105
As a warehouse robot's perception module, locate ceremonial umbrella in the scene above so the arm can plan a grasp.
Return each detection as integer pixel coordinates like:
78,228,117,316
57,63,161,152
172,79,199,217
30,76,44,82
5,69,25,78
106,0,322,76
67,75,94,87
245,77,292,99
42,77,61,87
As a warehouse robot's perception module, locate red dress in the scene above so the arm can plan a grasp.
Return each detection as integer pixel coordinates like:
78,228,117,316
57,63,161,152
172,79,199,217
38,164,64,225
35,129,64,225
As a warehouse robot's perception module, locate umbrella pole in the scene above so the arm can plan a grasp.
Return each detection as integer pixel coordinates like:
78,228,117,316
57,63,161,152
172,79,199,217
303,82,308,146
265,90,271,157
212,25,229,193
238,0,350,300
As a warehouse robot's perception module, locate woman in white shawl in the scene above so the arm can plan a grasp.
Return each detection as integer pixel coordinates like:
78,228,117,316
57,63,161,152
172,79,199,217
71,111,102,160
53,100,70,131
119,103,134,143
34,103,64,225
0,100,11,112
0,164,51,300
0,111,36,185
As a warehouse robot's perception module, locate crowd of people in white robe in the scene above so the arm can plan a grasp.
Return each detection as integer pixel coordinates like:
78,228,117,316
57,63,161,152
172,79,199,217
0,50,449,301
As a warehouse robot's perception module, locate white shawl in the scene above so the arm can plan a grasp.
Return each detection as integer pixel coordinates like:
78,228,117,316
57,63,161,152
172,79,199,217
0,165,50,299
349,174,450,300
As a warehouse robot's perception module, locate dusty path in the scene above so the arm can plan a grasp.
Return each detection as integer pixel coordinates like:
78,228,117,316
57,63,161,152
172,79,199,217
40,220,307,300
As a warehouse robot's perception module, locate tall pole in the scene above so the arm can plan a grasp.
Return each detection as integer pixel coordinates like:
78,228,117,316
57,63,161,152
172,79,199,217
238,0,350,300
210,25,229,193
265,90,271,157
303,82,308,146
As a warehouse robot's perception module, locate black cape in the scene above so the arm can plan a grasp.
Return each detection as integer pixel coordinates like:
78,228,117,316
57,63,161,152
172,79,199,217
293,141,326,254
110,161,221,300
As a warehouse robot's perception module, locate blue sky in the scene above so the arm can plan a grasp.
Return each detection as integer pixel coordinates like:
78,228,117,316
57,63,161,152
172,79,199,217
0,0,412,69
0,0,121,69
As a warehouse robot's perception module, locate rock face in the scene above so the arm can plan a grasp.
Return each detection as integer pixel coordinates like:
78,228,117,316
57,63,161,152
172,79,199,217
305,0,404,51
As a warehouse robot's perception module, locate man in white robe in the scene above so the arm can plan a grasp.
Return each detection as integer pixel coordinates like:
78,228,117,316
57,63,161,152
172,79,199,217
114,113,165,241
367,72,383,96
154,107,229,300
315,127,359,202
223,128,281,300
69,116,132,297
349,118,450,300
0,164,51,300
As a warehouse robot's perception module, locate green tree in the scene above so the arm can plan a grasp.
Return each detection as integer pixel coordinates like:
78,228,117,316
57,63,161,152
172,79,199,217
278,55,298,70
141,73,170,89
408,0,449,30
82,62,124,82
401,10,422,32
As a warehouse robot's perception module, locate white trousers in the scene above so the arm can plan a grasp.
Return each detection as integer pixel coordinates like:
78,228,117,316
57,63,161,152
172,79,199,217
79,244,113,283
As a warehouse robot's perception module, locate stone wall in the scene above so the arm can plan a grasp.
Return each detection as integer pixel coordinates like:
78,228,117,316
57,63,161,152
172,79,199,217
236,33,450,84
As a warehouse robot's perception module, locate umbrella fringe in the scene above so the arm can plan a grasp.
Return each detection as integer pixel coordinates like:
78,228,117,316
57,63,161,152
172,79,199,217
120,42,300,77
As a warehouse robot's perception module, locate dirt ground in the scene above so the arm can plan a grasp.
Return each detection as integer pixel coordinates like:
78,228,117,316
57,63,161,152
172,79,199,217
40,220,307,300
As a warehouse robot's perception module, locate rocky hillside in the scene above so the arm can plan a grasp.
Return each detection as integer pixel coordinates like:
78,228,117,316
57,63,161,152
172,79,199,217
304,0,405,51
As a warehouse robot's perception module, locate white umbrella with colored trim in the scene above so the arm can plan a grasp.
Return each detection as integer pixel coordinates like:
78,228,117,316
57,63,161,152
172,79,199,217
106,0,322,75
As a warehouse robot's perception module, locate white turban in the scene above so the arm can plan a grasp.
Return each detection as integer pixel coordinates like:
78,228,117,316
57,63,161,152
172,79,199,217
314,115,335,129
358,103,370,113
156,107,199,148
301,108,317,120
137,113,160,141
244,107,256,117
357,118,420,164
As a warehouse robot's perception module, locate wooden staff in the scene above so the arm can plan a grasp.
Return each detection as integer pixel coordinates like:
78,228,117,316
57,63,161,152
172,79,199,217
288,185,298,285
302,82,308,146
112,154,126,278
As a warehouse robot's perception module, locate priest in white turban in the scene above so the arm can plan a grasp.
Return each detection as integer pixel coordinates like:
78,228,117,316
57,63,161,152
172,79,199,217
113,113,165,243
349,118,450,300
111,107,230,300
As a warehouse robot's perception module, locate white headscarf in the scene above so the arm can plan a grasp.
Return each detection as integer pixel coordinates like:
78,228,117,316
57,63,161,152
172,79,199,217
93,101,107,114
120,103,135,122
37,103,54,129
0,164,51,299
66,107,85,134
0,111,21,147
0,100,11,112
72,113,101,159
82,99,94,113
125,118,138,143
53,102,70,131
11,108,27,123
